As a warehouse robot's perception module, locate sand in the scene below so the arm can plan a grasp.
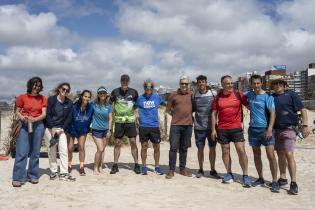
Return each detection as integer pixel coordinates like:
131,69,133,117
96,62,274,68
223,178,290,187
0,111,315,210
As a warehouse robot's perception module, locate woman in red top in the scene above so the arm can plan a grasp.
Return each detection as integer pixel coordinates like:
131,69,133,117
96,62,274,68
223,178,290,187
12,77,47,187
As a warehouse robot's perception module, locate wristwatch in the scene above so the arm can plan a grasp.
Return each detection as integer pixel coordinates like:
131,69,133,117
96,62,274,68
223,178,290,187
302,125,308,128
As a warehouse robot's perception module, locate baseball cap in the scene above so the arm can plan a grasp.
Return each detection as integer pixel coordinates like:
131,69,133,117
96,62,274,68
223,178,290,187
97,86,107,93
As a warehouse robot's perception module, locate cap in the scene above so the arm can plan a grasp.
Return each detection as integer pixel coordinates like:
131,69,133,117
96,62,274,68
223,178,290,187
120,74,130,82
97,86,107,93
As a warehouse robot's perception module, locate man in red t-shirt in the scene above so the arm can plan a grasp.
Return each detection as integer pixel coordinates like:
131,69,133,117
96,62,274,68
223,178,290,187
211,75,251,187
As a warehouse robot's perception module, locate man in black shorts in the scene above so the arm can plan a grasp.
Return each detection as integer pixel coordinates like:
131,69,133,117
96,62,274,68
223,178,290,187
110,74,140,174
136,79,165,175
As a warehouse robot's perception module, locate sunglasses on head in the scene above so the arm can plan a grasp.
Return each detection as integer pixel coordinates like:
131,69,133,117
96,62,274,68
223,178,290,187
61,87,70,93
98,91,107,95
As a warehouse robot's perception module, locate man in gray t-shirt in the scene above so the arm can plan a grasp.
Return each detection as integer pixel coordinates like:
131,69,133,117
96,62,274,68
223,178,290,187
193,75,220,179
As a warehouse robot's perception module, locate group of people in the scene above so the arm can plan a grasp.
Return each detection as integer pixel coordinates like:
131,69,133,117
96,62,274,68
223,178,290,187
11,73,310,195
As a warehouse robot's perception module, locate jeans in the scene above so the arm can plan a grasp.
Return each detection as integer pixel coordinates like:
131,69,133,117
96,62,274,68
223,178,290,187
44,128,68,174
12,122,45,182
169,125,192,171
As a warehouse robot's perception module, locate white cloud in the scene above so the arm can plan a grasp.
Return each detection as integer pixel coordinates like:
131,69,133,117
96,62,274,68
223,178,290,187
1,1,315,99
0,4,74,47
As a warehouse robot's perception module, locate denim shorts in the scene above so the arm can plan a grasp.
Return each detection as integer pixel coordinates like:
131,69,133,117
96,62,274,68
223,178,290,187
194,129,216,148
92,129,108,139
275,129,296,152
248,127,275,147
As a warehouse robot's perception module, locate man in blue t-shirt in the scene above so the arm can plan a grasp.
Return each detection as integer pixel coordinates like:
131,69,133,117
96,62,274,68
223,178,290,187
246,75,279,192
272,78,310,195
136,79,165,175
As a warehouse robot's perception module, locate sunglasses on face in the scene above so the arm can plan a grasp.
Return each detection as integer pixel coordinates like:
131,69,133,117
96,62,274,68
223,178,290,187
61,87,70,93
180,83,189,86
144,86,153,90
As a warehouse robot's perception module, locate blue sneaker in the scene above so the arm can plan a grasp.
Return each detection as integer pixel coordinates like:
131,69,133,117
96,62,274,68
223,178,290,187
242,175,251,188
141,166,148,175
222,173,234,183
251,178,265,187
154,166,164,175
270,182,280,193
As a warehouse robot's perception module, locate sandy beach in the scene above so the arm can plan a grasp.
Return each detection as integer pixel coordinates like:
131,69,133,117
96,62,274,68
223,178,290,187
0,111,315,210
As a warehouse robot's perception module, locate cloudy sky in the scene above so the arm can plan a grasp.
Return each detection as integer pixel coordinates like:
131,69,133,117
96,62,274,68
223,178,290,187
0,0,314,99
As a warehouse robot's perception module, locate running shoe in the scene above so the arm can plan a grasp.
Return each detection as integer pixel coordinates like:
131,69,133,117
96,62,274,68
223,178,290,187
59,173,76,181
222,173,234,183
278,178,288,186
196,169,204,178
251,178,265,187
134,163,141,174
79,168,86,176
141,166,148,175
210,170,221,179
50,172,58,180
12,181,22,187
270,182,280,193
242,175,251,188
110,164,119,174
154,166,164,175
288,182,298,195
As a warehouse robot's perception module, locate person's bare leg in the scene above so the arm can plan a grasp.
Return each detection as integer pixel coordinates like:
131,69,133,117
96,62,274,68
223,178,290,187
277,150,287,180
153,143,160,167
197,147,204,170
221,144,231,173
78,135,87,168
67,136,75,169
285,152,296,182
252,147,263,178
93,137,104,175
113,139,121,164
129,137,138,164
265,145,278,182
141,141,148,166
209,146,216,171
234,142,248,175
100,138,108,172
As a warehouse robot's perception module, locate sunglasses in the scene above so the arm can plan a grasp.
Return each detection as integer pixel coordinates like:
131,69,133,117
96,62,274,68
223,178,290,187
180,83,189,85
61,87,70,93
144,86,154,90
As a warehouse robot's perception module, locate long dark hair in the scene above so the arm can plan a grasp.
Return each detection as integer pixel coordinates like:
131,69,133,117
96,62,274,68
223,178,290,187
77,90,92,107
53,82,71,96
26,77,43,94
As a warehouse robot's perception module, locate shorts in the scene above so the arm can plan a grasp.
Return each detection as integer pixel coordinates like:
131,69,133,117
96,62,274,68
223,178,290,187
248,127,275,147
217,128,245,144
114,122,137,138
194,129,217,148
139,127,161,144
275,129,296,152
92,129,108,139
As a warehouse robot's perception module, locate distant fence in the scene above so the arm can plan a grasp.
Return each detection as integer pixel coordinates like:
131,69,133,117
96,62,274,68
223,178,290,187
302,100,315,111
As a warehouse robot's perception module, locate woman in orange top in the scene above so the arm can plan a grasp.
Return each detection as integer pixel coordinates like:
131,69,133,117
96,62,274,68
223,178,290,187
12,77,47,187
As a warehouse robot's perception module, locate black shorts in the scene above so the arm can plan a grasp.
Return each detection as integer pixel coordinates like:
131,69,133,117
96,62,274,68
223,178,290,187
217,128,245,144
114,122,137,138
139,127,161,144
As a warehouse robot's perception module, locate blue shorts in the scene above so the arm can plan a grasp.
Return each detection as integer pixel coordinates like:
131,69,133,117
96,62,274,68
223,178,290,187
194,129,217,149
248,127,275,147
92,129,108,139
